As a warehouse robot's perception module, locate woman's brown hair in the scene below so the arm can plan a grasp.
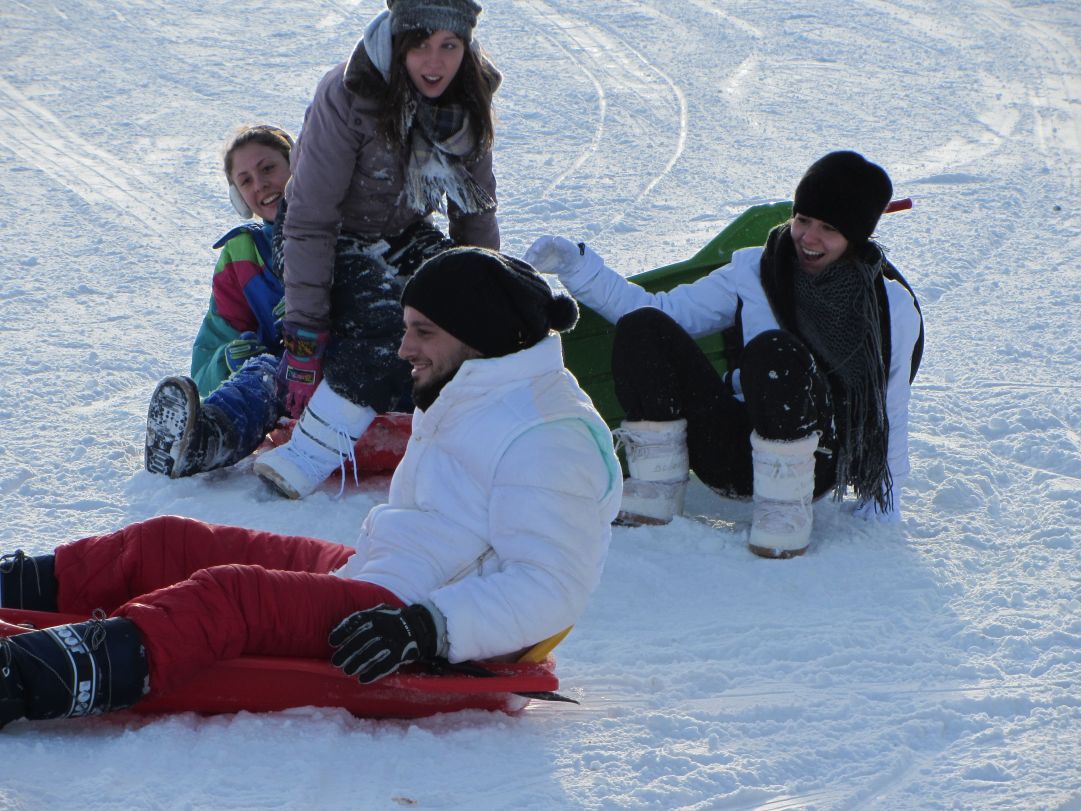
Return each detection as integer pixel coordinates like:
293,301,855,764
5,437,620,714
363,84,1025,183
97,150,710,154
222,125,294,181
377,29,498,153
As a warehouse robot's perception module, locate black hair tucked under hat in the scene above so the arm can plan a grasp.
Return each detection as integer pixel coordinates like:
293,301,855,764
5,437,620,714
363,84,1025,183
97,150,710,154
401,247,579,358
793,151,893,244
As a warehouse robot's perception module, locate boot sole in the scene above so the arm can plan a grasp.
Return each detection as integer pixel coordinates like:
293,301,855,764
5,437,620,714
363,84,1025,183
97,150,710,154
145,378,199,478
613,510,671,527
252,460,304,499
748,542,808,560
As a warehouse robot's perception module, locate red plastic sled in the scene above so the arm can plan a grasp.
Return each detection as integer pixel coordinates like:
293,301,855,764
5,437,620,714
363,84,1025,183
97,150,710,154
0,608,560,719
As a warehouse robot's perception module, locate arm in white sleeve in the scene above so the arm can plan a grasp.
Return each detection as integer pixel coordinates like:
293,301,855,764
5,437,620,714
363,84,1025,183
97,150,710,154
428,418,620,663
525,235,747,337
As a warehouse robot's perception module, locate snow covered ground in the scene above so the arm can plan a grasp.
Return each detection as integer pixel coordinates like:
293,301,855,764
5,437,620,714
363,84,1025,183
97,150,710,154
1,0,1079,807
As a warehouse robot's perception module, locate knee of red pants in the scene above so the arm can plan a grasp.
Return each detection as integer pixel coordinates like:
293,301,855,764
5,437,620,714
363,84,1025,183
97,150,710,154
118,564,402,694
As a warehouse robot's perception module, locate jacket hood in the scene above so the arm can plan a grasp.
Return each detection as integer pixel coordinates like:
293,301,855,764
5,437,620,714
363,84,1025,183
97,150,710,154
343,9,502,98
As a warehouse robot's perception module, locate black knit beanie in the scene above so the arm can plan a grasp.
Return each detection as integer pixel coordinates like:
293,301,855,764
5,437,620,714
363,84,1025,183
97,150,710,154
387,0,482,41
401,247,579,358
793,151,893,244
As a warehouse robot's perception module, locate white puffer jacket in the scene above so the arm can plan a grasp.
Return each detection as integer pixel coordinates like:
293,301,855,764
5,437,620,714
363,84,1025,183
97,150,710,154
337,335,621,662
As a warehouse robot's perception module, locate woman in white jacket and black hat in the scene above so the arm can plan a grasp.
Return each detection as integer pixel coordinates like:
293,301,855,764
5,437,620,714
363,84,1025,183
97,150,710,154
526,151,923,559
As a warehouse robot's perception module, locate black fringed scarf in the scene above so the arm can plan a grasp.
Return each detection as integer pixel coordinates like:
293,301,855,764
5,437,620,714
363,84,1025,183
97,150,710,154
759,223,893,510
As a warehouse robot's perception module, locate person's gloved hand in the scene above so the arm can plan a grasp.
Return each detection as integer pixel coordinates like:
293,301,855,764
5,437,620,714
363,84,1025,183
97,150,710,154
277,321,329,417
523,235,585,278
854,478,904,523
224,332,268,375
329,604,440,684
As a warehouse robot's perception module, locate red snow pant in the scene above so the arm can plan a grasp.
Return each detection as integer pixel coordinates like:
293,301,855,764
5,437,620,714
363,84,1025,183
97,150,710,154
52,515,403,696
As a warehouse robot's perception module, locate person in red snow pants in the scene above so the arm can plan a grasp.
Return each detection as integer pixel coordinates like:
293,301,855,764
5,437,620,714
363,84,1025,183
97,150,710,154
0,244,619,731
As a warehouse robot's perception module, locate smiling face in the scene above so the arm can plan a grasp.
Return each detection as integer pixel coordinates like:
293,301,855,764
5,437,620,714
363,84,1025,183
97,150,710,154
789,213,850,274
404,29,466,99
399,305,482,410
228,142,291,222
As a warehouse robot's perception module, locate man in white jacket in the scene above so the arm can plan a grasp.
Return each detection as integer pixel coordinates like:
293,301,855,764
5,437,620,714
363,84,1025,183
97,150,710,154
335,246,623,668
0,247,621,728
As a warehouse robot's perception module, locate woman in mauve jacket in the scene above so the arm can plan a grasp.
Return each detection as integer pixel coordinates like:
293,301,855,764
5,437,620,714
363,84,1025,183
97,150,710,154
256,0,503,500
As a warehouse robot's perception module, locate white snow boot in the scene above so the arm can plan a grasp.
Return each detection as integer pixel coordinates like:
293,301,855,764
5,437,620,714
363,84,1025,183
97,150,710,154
253,382,375,500
614,419,690,526
748,431,820,559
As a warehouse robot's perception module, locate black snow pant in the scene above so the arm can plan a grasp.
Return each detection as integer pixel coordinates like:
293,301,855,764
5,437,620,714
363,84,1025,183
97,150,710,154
610,307,837,499
322,221,454,411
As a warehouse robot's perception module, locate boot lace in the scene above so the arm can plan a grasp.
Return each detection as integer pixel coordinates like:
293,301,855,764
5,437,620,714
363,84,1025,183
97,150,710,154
288,420,360,499
0,549,28,575
83,608,109,650
328,422,360,498
612,425,659,463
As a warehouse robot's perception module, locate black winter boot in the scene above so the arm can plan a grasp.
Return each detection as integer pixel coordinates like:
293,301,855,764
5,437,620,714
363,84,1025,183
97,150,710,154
145,376,234,478
1,640,25,728
0,616,149,729
0,551,58,611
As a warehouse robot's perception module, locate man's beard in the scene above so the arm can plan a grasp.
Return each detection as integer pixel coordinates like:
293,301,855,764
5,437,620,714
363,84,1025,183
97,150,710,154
412,363,463,411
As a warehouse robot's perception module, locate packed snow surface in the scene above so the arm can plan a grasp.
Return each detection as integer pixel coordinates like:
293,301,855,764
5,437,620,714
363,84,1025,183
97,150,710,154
0,0,1078,808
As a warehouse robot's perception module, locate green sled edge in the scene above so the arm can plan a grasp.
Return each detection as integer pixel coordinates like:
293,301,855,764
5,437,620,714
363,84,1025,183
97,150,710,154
562,200,793,428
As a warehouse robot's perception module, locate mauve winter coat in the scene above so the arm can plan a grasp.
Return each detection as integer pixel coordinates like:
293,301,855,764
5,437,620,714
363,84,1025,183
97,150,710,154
283,38,501,331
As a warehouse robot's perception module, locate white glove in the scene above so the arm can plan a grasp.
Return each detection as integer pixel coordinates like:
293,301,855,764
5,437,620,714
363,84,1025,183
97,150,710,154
853,479,904,524
524,235,584,278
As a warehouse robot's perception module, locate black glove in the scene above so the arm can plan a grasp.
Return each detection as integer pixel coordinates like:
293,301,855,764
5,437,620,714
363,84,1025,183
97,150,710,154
328,604,438,684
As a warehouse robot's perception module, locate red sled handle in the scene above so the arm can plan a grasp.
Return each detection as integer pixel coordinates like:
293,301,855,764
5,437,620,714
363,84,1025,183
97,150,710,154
885,197,913,213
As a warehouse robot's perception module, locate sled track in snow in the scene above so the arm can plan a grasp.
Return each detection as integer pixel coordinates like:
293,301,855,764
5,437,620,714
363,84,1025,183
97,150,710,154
514,0,687,237
973,3,1081,171
0,78,175,237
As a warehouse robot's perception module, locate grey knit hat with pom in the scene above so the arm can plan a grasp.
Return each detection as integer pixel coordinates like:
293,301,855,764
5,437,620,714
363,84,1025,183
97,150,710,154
387,0,482,41
401,247,579,358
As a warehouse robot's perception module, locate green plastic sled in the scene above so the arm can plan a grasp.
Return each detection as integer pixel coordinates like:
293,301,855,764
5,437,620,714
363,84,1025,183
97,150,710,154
562,200,794,427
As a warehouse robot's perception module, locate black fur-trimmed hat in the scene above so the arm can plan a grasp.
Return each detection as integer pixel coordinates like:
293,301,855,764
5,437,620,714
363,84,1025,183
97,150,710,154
387,0,482,41
793,151,893,244
401,247,579,358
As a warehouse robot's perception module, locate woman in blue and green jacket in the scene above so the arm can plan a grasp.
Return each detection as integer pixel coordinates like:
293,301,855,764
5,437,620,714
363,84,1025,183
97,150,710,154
190,125,293,396
145,124,294,478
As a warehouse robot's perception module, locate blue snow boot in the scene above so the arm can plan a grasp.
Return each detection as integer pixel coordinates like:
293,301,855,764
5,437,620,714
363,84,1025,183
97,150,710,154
0,550,58,611
204,353,282,457
145,357,281,478
145,375,225,477
0,617,149,729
